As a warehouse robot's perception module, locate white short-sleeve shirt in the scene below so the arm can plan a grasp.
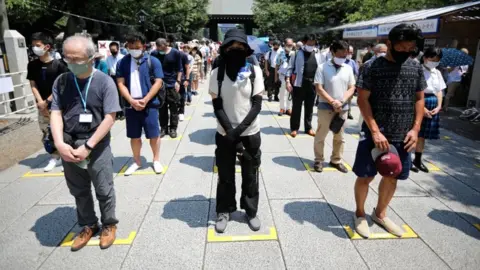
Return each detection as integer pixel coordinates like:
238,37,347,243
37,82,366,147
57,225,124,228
314,61,355,103
130,58,143,98
423,66,446,94
209,65,265,136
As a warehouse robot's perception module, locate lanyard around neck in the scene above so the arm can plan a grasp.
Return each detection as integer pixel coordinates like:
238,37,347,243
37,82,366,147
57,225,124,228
73,70,96,112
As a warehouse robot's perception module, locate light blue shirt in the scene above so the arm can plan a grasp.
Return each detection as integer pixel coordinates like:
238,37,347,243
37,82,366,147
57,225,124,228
286,49,326,87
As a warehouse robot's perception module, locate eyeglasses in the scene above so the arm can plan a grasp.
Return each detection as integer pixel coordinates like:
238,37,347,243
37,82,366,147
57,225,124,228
63,56,93,64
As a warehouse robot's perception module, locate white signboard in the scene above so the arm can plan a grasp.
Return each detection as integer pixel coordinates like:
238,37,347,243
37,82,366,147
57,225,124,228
343,27,378,39
378,19,439,36
0,77,14,94
97,40,120,59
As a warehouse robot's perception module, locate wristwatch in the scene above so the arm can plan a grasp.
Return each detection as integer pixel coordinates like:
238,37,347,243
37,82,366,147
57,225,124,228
84,142,94,151
176,80,181,84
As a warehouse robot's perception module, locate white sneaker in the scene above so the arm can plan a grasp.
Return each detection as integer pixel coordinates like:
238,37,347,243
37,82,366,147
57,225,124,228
44,158,59,172
153,161,164,174
124,163,140,176
179,114,185,122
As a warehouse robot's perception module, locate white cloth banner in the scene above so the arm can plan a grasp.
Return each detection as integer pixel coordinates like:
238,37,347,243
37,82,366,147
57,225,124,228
378,19,439,36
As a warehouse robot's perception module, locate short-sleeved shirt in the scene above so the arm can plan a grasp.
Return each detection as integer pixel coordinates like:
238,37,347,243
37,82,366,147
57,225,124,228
209,65,264,136
129,59,143,98
27,59,69,100
314,61,355,110
356,57,427,143
180,52,190,80
51,71,121,138
151,48,183,87
423,66,446,95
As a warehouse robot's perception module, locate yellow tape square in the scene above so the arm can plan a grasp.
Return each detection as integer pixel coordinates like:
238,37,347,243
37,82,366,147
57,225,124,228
474,224,480,231
443,136,451,140
22,171,65,178
119,165,168,175
207,227,277,242
304,162,352,172
344,224,418,240
162,135,183,141
60,231,137,246
426,162,441,172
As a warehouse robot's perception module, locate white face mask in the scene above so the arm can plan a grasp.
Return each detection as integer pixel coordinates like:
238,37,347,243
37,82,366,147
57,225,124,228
346,54,353,60
424,61,440,69
129,49,143,58
333,57,346,65
377,52,387,58
304,45,314,52
33,46,46,57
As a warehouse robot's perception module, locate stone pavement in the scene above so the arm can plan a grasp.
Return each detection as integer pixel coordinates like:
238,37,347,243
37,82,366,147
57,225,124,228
0,79,479,270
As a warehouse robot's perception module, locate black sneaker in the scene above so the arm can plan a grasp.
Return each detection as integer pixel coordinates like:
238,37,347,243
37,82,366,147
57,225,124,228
348,114,354,120
274,96,280,102
215,213,230,233
160,129,168,138
169,129,178,138
268,96,272,102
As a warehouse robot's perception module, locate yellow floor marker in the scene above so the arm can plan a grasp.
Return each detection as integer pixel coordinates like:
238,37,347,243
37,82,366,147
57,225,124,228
474,224,480,231
162,134,183,141
443,136,451,140
475,164,480,169
60,231,137,247
22,171,64,178
344,224,418,240
425,161,442,172
304,162,352,172
213,165,261,173
184,116,192,121
119,165,168,176
207,227,277,242
351,134,360,139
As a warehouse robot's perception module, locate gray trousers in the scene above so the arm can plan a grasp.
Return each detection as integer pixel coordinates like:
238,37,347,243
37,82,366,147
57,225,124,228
63,142,118,226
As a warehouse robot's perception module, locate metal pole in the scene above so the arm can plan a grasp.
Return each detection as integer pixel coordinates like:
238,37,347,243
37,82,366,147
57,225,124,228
0,0,9,43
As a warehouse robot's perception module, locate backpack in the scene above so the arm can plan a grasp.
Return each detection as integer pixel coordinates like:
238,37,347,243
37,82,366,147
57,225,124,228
147,55,166,108
216,58,256,99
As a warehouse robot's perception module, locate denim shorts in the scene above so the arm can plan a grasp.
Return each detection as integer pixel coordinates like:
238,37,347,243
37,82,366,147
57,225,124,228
352,129,412,180
125,107,160,139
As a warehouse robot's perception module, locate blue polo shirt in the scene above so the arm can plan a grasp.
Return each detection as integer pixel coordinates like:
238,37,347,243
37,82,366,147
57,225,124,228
151,48,183,88
116,53,164,107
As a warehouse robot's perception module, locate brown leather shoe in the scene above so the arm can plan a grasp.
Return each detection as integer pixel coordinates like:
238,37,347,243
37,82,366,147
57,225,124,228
100,224,117,249
329,162,348,173
286,109,292,116
306,130,316,137
71,224,100,252
314,162,323,172
290,130,298,138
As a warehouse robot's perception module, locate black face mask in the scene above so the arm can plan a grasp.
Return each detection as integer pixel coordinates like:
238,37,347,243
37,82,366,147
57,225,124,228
224,48,247,81
390,45,411,64
111,50,118,56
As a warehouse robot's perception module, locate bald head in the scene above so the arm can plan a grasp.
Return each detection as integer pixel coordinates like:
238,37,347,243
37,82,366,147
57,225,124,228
63,36,96,61
461,48,469,55
285,38,294,47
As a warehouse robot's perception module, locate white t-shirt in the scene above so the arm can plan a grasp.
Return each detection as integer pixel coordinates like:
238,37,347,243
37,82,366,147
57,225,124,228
265,49,282,68
423,66,446,94
314,61,355,103
130,58,143,98
209,65,264,136
447,65,468,84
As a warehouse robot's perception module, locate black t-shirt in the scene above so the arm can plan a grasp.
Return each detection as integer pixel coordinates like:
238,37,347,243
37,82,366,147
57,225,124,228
27,59,68,101
151,48,182,87
303,51,317,80
356,57,427,142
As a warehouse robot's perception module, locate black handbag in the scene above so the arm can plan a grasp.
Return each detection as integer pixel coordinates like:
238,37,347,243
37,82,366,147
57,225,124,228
329,113,346,134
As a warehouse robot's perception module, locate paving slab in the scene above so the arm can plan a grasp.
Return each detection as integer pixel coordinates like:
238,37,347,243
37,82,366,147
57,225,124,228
390,197,480,269
262,152,323,199
154,154,213,202
0,205,77,269
0,151,50,183
354,239,449,270
204,241,285,270
270,199,368,269
121,201,208,270
410,173,480,225
40,246,130,270
0,183,7,190
0,177,62,233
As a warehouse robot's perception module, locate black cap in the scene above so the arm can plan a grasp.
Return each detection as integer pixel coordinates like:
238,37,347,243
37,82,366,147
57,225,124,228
220,28,253,56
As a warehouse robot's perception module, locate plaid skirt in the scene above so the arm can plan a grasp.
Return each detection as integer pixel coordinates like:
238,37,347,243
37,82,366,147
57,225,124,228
419,94,440,139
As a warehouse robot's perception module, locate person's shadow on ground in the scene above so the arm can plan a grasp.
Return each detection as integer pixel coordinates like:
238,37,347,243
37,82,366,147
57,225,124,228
188,129,217,145
203,112,215,118
284,201,350,239
272,156,306,171
30,206,77,246
161,195,211,228
261,126,285,135
179,155,214,172
18,153,51,169
428,209,480,240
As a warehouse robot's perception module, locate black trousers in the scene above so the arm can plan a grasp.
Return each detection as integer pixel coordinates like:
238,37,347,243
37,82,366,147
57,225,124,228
290,80,315,132
179,83,186,115
266,66,279,98
159,86,180,130
215,132,261,217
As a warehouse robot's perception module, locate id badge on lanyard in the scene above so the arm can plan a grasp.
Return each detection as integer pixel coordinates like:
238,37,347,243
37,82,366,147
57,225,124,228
74,71,95,123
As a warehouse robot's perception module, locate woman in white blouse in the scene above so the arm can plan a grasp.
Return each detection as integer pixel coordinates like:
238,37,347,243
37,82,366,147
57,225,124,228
412,47,446,173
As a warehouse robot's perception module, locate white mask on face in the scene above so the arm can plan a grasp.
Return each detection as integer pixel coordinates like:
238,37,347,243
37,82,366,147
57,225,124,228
304,45,314,52
424,61,440,69
333,57,346,65
33,46,46,57
346,54,353,60
129,49,143,58
377,52,387,58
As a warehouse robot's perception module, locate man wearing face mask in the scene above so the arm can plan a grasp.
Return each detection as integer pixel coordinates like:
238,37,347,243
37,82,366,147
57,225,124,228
313,40,355,173
106,42,125,120
209,29,264,233
352,24,426,238
264,40,283,102
27,32,69,172
285,34,326,138
364,43,388,65
151,38,183,138
50,36,121,251
116,33,165,176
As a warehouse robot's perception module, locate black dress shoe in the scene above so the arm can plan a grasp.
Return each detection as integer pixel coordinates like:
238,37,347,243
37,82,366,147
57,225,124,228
410,166,419,173
314,162,323,172
329,162,348,173
348,114,354,120
274,96,280,102
160,129,168,138
268,96,272,102
413,161,429,173
169,129,178,138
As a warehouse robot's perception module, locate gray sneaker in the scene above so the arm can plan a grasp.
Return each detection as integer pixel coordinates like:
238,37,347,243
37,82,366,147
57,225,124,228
215,213,230,233
246,215,261,231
